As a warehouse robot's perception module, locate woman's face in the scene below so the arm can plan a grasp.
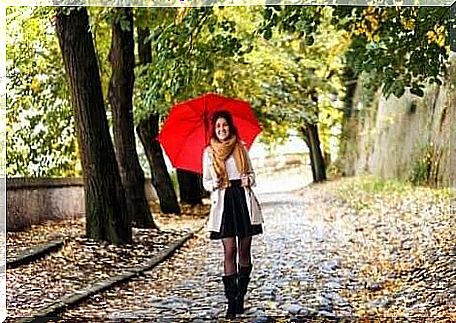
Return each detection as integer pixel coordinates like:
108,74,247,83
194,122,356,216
215,117,230,141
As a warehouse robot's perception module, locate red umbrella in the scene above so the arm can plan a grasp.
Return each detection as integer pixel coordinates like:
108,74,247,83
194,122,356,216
158,93,262,174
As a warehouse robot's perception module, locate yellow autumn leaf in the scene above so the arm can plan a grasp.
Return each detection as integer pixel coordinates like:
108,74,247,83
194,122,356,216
366,29,380,42
213,69,225,80
427,30,437,44
364,6,375,15
401,17,415,31
436,33,446,48
175,7,189,24
436,25,445,34
30,77,41,93
427,25,446,47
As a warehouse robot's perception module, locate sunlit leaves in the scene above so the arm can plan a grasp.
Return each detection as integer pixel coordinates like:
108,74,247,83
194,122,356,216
133,7,246,124
333,6,451,98
262,5,451,99
426,25,446,47
248,7,346,155
6,7,80,177
88,7,114,102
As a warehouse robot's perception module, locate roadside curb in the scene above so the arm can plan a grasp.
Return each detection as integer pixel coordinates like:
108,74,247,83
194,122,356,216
18,225,205,323
7,240,64,269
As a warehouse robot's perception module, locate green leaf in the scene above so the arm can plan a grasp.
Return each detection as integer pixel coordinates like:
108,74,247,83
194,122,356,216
392,79,406,98
410,84,424,97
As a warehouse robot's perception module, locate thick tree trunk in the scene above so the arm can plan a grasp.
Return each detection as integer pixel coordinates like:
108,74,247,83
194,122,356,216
176,169,203,205
108,8,157,229
338,67,359,176
137,115,181,214
301,122,327,183
301,133,316,180
342,67,358,121
55,7,131,244
324,151,331,168
137,27,152,63
136,26,181,214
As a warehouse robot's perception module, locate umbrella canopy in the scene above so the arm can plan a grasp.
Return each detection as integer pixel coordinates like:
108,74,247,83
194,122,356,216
158,93,262,174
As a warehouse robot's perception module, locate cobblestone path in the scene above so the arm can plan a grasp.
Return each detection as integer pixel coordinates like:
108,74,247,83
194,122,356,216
62,178,455,321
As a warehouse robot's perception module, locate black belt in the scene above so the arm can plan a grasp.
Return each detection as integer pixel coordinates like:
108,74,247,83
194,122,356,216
229,179,242,186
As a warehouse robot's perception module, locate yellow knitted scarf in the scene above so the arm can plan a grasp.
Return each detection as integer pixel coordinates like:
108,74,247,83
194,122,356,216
210,136,251,189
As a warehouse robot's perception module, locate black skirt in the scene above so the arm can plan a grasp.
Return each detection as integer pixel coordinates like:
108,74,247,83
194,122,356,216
210,180,263,240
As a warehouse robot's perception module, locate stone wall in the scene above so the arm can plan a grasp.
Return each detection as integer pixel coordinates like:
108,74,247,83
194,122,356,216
252,153,309,175
6,152,309,231
340,54,455,188
7,178,158,232
7,178,85,231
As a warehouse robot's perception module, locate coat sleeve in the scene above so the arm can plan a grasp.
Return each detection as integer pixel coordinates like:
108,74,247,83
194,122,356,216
202,147,216,192
243,144,257,187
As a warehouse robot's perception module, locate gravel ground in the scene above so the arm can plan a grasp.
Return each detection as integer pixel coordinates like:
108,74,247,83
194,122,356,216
6,205,208,319
57,177,455,321
7,216,85,260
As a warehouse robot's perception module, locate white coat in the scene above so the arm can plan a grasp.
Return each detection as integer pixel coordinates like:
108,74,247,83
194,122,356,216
202,145,264,233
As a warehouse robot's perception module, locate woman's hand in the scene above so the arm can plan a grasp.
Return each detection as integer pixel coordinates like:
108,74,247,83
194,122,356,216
213,177,221,191
241,174,251,187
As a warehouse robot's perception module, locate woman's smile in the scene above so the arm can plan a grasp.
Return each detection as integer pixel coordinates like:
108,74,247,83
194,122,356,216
215,118,230,141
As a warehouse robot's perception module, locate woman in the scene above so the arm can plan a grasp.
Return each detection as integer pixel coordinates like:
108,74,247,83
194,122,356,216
202,110,263,318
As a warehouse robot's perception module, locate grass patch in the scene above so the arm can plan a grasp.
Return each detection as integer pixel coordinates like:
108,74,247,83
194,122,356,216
355,176,413,194
332,176,454,211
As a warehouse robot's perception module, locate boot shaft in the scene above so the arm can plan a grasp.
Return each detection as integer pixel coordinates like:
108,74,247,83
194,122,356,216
238,264,252,296
238,264,252,277
236,264,252,314
222,273,238,318
222,273,238,299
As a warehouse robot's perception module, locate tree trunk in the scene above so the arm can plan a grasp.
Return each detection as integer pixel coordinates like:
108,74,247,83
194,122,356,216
137,115,181,214
342,67,358,121
301,122,327,183
301,133,316,181
136,26,181,215
108,8,157,229
137,27,152,64
324,151,331,167
176,169,203,205
55,7,131,244
337,67,359,176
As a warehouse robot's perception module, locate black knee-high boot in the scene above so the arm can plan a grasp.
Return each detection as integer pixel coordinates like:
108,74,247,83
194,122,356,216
222,273,238,318
236,264,252,314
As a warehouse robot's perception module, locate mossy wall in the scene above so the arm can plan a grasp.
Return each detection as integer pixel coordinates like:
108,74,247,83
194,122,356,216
340,54,455,188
